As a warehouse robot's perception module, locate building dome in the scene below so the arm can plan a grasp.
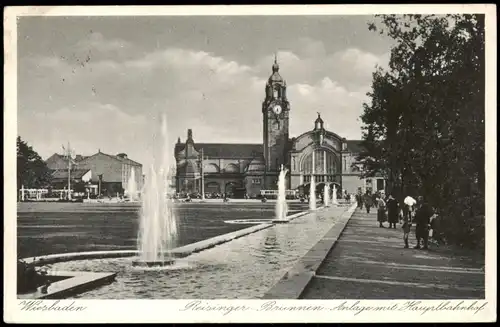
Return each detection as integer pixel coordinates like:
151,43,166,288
245,157,265,173
268,53,284,83
269,72,283,83
314,113,324,130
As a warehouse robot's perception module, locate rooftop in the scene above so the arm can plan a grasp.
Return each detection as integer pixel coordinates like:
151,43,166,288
176,143,263,159
51,168,91,180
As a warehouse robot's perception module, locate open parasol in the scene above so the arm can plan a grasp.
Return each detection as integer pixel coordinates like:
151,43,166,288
404,196,417,207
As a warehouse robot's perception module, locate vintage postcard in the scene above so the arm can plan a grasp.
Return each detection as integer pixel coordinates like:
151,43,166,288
4,4,497,323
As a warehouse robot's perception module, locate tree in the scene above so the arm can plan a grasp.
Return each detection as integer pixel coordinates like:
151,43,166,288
358,14,485,248
17,136,52,189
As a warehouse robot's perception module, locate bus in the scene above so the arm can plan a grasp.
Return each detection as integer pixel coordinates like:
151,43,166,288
260,189,299,200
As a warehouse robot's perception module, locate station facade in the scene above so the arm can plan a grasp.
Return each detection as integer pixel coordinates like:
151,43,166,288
174,58,386,197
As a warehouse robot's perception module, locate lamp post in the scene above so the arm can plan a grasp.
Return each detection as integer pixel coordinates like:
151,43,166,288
62,142,75,200
98,174,103,197
200,148,205,200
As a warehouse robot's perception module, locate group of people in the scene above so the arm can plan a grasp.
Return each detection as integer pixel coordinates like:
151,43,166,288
355,190,436,250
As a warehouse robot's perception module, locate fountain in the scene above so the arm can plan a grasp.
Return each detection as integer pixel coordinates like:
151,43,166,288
133,113,179,267
323,184,329,207
126,167,138,202
309,175,316,211
273,165,289,223
332,184,338,206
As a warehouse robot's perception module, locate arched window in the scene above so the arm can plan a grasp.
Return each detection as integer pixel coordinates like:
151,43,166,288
301,150,337,175
224,163,240,173
204,163,220,173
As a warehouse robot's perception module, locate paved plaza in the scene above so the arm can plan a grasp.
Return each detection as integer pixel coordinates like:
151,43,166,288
300,209,485,299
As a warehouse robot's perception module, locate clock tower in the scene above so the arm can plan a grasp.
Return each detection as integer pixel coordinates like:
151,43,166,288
262,54,290,187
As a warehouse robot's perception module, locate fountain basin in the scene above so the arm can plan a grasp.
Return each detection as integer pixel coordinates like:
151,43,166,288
132,259,175,268
272,219,290,224
35,206,349,299
18,270,117,300
224,219,272,224
22,222,276,267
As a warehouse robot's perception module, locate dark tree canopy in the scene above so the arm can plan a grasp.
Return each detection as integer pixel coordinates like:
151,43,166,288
357,14,485,248
17,136,52,189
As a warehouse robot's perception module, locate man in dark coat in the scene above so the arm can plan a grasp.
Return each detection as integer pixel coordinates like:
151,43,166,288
414,196,434,249
356,190,364,209
363,191,373,213
386,195,399,229
372,192,379,209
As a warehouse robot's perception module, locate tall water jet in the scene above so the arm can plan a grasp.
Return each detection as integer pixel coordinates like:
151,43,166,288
273,165,289,223
309,175,316,211
126,167,138,202
332,184,338,206
134,113,178,267
324,184,329,207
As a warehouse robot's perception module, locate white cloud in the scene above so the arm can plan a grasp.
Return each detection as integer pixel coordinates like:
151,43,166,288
287,77,368,140
19,36,388,169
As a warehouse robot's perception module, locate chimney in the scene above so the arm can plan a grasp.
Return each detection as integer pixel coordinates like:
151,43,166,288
116,153,128,159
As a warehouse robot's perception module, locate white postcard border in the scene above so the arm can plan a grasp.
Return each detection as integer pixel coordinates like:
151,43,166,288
3,4,497,323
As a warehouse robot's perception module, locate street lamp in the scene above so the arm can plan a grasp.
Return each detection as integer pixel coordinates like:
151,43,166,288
199,148,205,200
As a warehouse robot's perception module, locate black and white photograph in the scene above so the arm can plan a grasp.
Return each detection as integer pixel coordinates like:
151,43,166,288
4,5,496,323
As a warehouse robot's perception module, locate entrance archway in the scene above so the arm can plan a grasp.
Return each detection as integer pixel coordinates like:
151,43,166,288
225,181,241,195
301,149,339,176
205,182,221,195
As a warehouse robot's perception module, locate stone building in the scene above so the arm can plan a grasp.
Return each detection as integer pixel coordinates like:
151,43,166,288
174,57,386,197
45,150,143,196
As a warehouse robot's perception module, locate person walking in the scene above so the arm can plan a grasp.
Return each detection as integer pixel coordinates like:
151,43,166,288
386,194,399,229
372,192,379,209
414,196,434,249
402,204,412,248
363,191,373,214
356,190,364,209
377,196,387,227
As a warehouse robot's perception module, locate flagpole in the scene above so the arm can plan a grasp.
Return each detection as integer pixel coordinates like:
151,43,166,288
63,142,74,201
67,142,72,200
201,148,205,200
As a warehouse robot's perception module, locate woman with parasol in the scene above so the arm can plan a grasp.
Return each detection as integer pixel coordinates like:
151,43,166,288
402,196,417,248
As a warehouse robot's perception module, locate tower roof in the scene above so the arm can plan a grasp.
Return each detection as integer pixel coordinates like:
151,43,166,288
269,53,283,83
272,53,279,72
315,112,324,124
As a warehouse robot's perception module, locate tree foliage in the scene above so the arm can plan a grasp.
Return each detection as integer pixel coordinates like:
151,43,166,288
17,136,52,189
358,14,485,249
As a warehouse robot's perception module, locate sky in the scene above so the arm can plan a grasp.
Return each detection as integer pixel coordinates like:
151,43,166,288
17,15,395,170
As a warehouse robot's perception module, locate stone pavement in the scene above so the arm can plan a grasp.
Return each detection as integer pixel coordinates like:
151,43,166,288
300,209,485,299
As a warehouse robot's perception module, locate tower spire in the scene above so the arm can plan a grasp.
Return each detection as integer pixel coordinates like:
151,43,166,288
272,52,279,72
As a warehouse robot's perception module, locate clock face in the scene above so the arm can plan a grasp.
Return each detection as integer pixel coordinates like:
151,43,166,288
272,105,282,115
